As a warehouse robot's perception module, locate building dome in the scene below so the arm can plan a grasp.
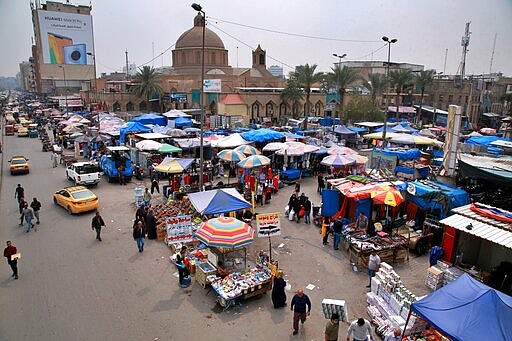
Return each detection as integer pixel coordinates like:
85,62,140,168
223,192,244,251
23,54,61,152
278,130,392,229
175,14,225,49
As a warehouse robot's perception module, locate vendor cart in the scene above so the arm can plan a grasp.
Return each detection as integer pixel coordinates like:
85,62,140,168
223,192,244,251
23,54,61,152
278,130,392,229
346,233,409,270
61,154,78,166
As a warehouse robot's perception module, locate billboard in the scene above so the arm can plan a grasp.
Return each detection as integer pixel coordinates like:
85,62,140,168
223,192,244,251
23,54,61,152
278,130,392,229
203,79,221,93
37,10,94,65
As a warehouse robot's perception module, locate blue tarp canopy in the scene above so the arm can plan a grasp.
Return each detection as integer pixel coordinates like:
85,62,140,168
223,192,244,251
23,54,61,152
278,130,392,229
241,128,284,143
119,121,152,143
334,125,357,135
174,117,193,127
377,148,421,160
129,113,167,126
411,273,512,341
374,125,397,133
466,135,511,147
406,180,470,218
319,117,340,126
392,124,418,133
283,131,304,139
187,188,251,215
348,126,367,133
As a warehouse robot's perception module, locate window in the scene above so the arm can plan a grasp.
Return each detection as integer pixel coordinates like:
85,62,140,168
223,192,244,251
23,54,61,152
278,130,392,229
139,101,147,111
211,52,216,64
195,51,200,64
448,95,453,103
458,95,462,104
465,96,469,103
126,102,134,111
439,95,444,102
113,102,121,112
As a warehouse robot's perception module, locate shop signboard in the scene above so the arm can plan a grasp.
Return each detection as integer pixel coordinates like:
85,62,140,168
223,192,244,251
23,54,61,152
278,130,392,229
165,215,193,244
37,10,94,65
59,99,83,107
203,79,221,93
370,150,397,172
256,213,281,238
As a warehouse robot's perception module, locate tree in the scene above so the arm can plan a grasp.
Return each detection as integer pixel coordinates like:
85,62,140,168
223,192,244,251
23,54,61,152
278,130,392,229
364,73,386,106
414,70,435,124
289,64,324,128
280,80,304,118
327,65,360,121
345,94,384,122
130,66,163,112
389,69,414,115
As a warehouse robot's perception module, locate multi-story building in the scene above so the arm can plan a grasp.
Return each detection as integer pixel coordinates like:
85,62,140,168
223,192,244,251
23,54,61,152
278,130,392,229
18,59,36,92
267,65,284,79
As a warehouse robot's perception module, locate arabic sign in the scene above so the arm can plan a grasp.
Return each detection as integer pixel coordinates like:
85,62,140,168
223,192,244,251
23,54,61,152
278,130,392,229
256,213,281,238
166,215,193,244
203,79,221,93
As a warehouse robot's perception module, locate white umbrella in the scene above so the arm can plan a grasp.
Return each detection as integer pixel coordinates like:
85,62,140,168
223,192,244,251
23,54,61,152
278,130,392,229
135,139,162,151
262,142,286,152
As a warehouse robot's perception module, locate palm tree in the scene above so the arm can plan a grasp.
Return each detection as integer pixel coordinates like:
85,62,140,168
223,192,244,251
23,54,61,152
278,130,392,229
328,65,360,121
364,73,386,106
389,69,414,117
130,66,163,112
290,64,324,128
280,80,304,118
414,70,435,124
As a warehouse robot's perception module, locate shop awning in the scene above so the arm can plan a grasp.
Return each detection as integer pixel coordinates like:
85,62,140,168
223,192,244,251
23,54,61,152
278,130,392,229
440,203,512,249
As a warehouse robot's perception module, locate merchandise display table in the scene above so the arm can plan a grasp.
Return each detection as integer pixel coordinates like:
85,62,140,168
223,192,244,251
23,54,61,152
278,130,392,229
195,261,217,288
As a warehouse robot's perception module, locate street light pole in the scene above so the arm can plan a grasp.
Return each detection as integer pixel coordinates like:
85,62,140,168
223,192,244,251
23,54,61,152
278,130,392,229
192,3,206,191
332,53,347,120
58,65,68,113
87,52,100,130
381,36,397,147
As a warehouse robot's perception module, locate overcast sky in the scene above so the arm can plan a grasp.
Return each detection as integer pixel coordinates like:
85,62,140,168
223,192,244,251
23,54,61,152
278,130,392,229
1,0,511,78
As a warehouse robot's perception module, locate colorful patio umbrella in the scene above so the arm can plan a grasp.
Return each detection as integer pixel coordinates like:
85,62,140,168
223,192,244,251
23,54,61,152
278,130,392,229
370,185,404,207
234,144,261,155
275,141,320,156
237,155,270,168
389,134,443,146
194,216,254,248
158,143,182,154
69,132,84,138
217,149,246,162
363,132,400,140
74,135,93,143
91,134,111,143
327,146,358,155
135,139,162,151
351,154,369,164
262,142,286,152
320,154,356,167
154,159,184,173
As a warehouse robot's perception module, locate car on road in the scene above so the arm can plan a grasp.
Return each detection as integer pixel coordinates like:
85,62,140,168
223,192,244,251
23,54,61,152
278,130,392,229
17,126,29,137
66,162,102,186
9,156,30,175
53,186,99,214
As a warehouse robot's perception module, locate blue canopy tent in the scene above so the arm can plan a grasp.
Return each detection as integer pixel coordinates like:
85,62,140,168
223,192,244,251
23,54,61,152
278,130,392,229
319,117,340,126
374,125,397,133
378,148,421,160
241,128,284,143
174,117,193,127
283,131,304,139
334,125,357,135
409,273,512,341
129,113,167,126
187,188,251,215
119,122,152,143
348,126,367,133
466,135,511,147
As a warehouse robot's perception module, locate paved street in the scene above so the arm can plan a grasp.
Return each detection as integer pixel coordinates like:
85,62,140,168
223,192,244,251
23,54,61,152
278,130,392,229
0,133,429,341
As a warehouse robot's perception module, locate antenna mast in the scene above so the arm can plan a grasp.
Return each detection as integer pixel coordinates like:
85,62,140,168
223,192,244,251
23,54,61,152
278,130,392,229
489,33,497,75
459,22,471,81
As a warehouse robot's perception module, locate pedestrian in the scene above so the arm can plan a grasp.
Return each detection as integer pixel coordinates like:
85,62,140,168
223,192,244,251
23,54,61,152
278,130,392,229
143,188,152,206
317,174,324,193
367,250,381,288
135,205,147,226
294,181,301,195
118,165,126,185
15,184,24,205
22,202,35,233
271,270,287,309
256,183,264,206
30,197,42,224
175,245,190,287
4,241,19,279
304,197,312,224
51,151,58,168
91,211,106,241
325,313,340,341
290,288,311,335
384,327,402,341
355,212,369,231
347,317,373,341
332,218,343,250
145,208,157,239
151,176,160,194
132,220,146,252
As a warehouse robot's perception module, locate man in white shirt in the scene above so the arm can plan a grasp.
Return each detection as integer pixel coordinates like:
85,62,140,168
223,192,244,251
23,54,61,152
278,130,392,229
384,328,402,341
347,318,373,341
366,250,381,288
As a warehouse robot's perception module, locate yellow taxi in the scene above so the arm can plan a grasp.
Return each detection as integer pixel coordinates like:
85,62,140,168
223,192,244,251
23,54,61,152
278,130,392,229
9,156,30,175
17,126,29,137
53,186,99,214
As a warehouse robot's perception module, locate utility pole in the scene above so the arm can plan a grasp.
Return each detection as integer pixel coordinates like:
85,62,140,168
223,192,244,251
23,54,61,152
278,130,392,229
443,48,448,75
125,50,129,81
460,22,471,82
489,33,497,75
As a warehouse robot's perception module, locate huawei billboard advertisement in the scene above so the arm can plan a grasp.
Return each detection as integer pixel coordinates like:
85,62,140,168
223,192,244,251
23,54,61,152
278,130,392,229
37,10,94,65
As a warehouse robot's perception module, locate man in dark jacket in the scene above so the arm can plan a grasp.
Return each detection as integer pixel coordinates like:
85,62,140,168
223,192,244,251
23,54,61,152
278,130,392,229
133,220,146,252
30,198,42,224
4,241,19,279
91,211,106,241
145,208,157,239
290,288,312,335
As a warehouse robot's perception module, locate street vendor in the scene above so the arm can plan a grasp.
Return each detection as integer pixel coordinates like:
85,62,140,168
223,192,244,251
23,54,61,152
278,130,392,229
355,212,369,231
216,261,229,278
175,246,190,287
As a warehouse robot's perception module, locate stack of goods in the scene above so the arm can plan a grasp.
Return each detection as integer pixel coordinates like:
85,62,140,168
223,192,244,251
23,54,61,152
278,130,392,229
147,199,197,240
425,266,444,291
366,262,428,337
134,187,144,207
210,267,271,301
321,299,348,322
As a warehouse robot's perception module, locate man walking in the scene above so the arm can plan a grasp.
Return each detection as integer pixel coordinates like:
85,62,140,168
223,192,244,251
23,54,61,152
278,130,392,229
51,151,59,168
325,313,340,341
15,184,24,205
91,211,106,241
304,196,312,225
118,165,125,185
332,218,343,250
150,176,160,194
133,220,146,252
347,317,373,341
290,288,311,335
30,198,42,224
4,241,19,279
367,250,381,288
22,203,35,233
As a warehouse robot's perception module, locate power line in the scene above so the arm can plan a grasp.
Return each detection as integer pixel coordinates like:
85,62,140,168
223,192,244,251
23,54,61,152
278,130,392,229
352,43,388,60
209,16,381,43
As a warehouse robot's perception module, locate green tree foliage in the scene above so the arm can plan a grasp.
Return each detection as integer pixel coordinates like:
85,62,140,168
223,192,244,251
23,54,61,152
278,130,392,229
389,69,414,108
414,70,435,124
345,94,384,122
364,73,386,105
289,64,324,128
280,80,303,118
327,65,360,120
130,66,163,112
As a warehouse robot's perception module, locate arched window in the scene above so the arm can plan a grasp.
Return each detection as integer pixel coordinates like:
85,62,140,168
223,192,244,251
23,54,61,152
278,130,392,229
211,52,216,64
279,103,287,117
126,102,134,111
259,53,265,65
251,103,260,122
139,101,147,112
113,102,121,112
266,102,274,116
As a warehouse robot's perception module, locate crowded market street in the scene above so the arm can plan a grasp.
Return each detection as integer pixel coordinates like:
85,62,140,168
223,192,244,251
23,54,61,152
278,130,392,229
0,128,429,341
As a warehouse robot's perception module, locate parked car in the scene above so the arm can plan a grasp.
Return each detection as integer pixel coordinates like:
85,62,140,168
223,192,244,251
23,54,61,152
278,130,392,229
17,126,29,137
53,186,99,214
66,162,102,186
9,156,30,175
5,125,15,135
99,146,133,183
